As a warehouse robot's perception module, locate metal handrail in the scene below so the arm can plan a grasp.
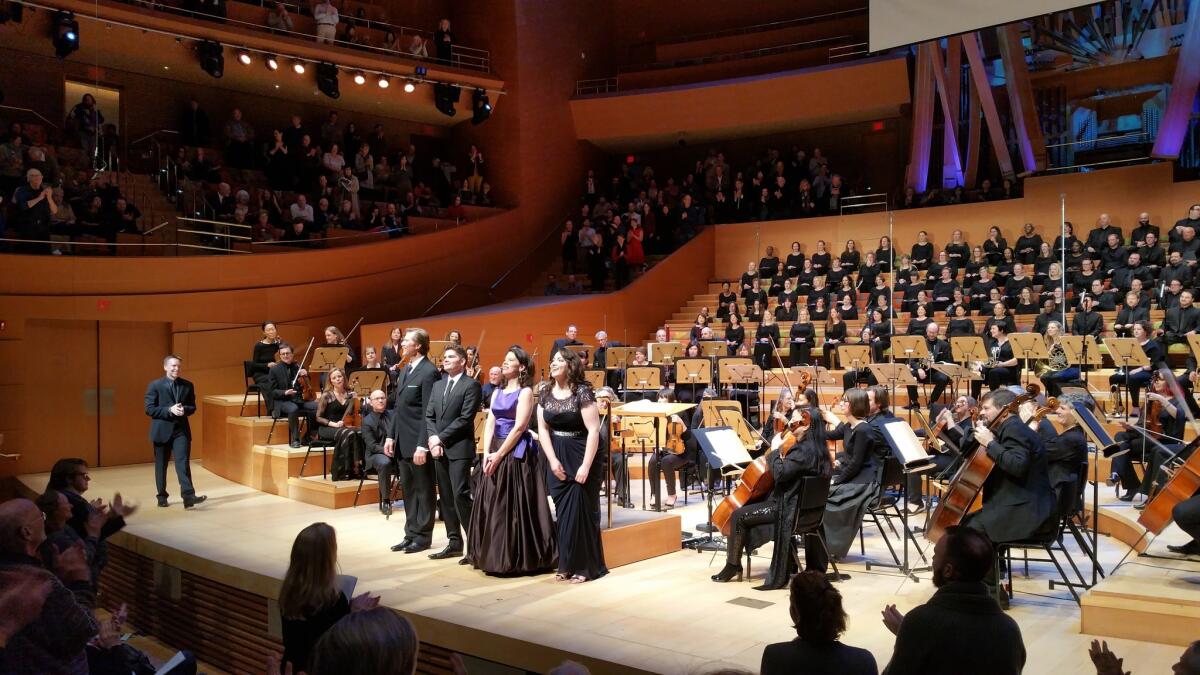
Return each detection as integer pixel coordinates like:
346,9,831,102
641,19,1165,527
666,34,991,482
575,78,619,96
651,6,867,45
1044,131,1150,149
0,104,61,131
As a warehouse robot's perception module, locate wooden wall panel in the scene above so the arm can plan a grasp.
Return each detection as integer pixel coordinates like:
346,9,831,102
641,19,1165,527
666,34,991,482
17,320,99,474
98,322,171,468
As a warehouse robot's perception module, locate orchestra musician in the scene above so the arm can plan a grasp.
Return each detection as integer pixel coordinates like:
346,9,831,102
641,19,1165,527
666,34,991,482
446,330,463,346
424,344,483,562
711,403,832,590
927,395,978,476
971,324,1019,399
593,330,623,391
314,367,361,480
1028,393,1089,512
250,321,281,410
1108,320,1163,412
360,389,394,514
963,389,1057,602
322,325,356,373
385,328,441,555
904,323,951,410
480,366,503,408
646,388,707,510
269,343,316,448
551,324,582,359
1112,374,1187,502
1035,322,1077,397
595,387,633,509
381,326,405,391
821,389,883,560
360,345,384,370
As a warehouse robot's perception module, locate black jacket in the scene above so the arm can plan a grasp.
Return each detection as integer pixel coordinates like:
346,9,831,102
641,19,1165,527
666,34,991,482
762,638,878,675
361,409,393,458
1071,311,1104,338
1164,305,1200,342
388,357,440,457
971,414,1056,544
424,374,483,460
144,376,195,443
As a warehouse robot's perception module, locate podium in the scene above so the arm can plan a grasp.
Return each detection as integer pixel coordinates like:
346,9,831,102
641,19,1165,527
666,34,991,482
611,399,696,513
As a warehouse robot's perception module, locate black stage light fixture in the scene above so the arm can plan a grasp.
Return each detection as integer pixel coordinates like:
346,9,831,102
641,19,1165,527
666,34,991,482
434,83,460,117
471,88,491,125
52,10,80,58
316,62,340,99
197,40,224,78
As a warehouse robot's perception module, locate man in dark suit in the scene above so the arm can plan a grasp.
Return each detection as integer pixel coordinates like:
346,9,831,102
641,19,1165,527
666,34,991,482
593,330,624,391
550,324,582,359
1071,293,1105,338
385,328,440,554
881,526,1026,674
1163,289,1200,348
144,355,206,509
268,343,314,448
360,389,394,515
425,344,483,562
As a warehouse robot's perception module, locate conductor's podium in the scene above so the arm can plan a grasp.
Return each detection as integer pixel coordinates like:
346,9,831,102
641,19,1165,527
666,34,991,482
201,395,376,509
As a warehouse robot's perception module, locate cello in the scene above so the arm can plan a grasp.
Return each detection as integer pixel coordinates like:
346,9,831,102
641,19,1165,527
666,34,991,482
711,408,812,536
925,384,1040,543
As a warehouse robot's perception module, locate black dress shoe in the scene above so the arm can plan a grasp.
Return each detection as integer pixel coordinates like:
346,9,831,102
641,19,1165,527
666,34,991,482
1168,541,1200,555
157,497,169,508
753,582,787,591
289,440,302,448
183,495,207,509
381,501,393,517
458,557,471,566
1118,490,1136,502
390,538,413,552
403,542,431,554
429,545,464,560
695,523,717,533
711,564,742,582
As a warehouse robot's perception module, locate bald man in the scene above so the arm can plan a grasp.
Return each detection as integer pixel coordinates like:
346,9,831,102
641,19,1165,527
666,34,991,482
0,499,97,674
360,389,395,515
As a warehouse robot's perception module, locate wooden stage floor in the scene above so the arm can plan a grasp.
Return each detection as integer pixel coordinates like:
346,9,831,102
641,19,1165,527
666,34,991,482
16,463,1193,675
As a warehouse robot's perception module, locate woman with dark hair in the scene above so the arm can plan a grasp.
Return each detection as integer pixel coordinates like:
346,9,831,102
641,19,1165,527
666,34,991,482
760,571,878,674
785,241,804,278
823,308,846,369
307,607,417,675
876,235,894,273
280,523,379,672
983,226,1007,266
251,321,282,409
537,349,607,583
712,403,832,590
947,303,975,339
840,240,861,271
468,346,557,575
725,313,746,356
820,390,882,561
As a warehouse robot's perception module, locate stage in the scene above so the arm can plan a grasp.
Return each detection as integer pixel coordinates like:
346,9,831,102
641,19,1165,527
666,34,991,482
15,463,1195,674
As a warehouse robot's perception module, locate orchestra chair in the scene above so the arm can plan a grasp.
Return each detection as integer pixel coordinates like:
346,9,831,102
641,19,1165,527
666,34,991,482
858,458,928,569
744,475,844,582
241,361,264,417
300,437,336,480
993,476,1088,606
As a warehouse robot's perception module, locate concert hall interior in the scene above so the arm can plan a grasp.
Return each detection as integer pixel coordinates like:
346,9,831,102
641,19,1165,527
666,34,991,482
5,0,1200,673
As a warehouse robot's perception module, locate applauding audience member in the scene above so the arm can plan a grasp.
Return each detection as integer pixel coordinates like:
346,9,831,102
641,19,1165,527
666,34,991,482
761,571,877,675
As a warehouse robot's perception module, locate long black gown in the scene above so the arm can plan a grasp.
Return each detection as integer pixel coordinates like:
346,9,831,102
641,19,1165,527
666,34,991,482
540,383,608,581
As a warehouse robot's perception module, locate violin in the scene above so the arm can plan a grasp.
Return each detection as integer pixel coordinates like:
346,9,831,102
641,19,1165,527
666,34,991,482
1143,371,1164,436
294,337,317,402
665,418,687,455
341,395,363,429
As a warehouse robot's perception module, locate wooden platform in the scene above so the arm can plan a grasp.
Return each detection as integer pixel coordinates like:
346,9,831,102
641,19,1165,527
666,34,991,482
14,463,1190,675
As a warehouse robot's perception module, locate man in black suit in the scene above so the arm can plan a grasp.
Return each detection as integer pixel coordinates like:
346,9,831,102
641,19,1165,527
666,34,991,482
550,324,581,359
144,355,206,509
905,323,951,410
1072,293,1105,338
881,526,1026,674
1163,289,1200,348
385,328,440,554
268,343,314,448
425,344,483,562
360,389,394,515
593,330,624,391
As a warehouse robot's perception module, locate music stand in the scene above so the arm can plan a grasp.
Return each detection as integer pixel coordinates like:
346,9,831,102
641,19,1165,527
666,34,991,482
870,363,919,422
892,336,931,408
1069,402,1122,586
605,346,637,371
311,346,350,372
674,358,713,402
570,344,594,364
1104,337,1149,418
950,336,988,368
1060,335,1105,401
698,340,725,358
931,364,980,401
612,399,696,512
877,420,937,580
583,369,607,390
649,341,683,364
1009,333,1050,389
429,340,452,358
838,345,872,387
684,426,753,552
624,366,662,396
346,370,386,398
726,363,764,422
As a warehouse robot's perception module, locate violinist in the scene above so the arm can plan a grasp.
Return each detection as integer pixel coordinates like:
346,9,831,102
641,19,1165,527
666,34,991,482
647,388,707,510
464,345,482,382
821,389,882,561
251,321,282,409
269,343,316,448
320,326,356,386
360,389,395,514
446,330,463,346
1109,320,1163,412
1029,393,1089,512
316,368,360,480
595,387,632,508
1112,374,1186,503
382,327,405,386
963,389,1056,600
765,389,797,449
711,404,832,589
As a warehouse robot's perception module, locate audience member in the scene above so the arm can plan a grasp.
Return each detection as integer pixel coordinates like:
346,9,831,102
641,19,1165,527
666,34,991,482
760,571,877,675
435,19,454,62
313,0,339,43
306,607,416,675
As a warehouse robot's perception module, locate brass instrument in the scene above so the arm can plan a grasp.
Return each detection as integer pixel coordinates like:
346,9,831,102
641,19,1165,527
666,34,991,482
1110,384,1126,417
1035,342,1069,377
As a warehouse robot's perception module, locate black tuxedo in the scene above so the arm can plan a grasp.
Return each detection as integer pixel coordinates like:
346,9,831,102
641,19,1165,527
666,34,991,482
425,374,483,548
269,361,314,443
388,356,440,546
144,375,198,500
966,415,1055,544
1071,310,1104,338
362,409,394,502
1164,305,1200,345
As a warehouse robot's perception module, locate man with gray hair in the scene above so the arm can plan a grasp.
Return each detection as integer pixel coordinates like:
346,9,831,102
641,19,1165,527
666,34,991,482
0,498,98,674
13,168,57,253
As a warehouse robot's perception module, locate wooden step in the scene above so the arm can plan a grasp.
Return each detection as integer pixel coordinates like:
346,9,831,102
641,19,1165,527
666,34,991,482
287,475,376,509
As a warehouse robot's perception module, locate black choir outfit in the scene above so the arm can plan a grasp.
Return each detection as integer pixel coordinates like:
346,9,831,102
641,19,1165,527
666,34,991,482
788,320,815,366
540,383,608,581
754,321,780,371
823,320,846,369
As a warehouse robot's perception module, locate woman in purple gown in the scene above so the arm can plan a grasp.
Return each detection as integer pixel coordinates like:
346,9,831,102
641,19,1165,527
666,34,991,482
466,346,556,575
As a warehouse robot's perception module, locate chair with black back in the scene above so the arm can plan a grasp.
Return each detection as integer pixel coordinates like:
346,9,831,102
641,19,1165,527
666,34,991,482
241,360,264,417
994,475,1089,606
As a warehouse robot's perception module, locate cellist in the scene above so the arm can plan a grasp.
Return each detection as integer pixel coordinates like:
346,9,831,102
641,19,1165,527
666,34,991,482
711,404,832,590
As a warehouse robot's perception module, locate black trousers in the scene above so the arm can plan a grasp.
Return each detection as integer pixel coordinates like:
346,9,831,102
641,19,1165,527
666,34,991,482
274,399,315,443
367,452,394,503
907,370,949,407
1173,495,1200,542
432,454,473,549
725,501,827,573
398,457,435,546
153,433,196,499
842,368,877,391
971,367,1017,399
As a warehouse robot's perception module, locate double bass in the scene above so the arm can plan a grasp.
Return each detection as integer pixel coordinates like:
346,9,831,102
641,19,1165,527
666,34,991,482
925,384,1040,543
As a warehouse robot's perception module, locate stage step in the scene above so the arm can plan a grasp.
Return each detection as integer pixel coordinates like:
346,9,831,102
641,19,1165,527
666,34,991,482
1082,542,1200,648
287,475,376,509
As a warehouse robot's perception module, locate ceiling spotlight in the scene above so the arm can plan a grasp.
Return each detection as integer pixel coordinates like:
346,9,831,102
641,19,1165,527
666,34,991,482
316,62,339,99
237,50,252,65
353,71,366,85
377,76,389,89
434,83,460,117
293,61,306,74
52,10,80,58
471,88,491,125
403,80,415,93
197,40,224,79
265,54,279,70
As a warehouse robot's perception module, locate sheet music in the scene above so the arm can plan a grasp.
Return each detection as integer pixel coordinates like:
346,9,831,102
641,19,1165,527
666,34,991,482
702,428,754,468
881,421,936,470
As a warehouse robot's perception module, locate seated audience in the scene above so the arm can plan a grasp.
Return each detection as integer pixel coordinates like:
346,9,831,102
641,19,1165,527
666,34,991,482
760,571,877,675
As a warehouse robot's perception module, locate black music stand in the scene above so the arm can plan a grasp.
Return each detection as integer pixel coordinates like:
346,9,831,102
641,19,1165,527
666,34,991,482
874,420,936,582
683,426,753,552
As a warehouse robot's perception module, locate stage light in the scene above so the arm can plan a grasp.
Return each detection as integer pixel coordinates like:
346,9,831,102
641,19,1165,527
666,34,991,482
197,40,224,79
316,62,339,99
377,76,390,89
353,71,366,85
403,80,415,93
471,88,491,125
52,10,80,59
265,54,279,70
237,50,252,65
292,61,306,74
434,83,460,117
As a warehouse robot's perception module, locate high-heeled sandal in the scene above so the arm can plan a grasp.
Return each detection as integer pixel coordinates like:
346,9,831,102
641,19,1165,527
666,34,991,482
554,573,569,582
569,575,588,584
